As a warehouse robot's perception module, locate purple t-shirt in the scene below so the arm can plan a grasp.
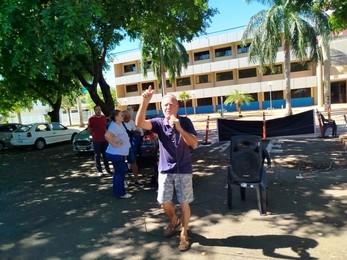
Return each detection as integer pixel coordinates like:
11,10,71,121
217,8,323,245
150,116,197,174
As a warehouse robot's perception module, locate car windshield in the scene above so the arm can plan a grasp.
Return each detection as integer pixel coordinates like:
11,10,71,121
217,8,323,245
15,124,33,132
76,128,90,137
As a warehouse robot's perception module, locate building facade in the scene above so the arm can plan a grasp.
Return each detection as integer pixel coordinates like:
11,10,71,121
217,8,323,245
112,28,347,115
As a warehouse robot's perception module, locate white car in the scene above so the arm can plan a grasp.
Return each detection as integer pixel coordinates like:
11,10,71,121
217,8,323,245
11,122,79,150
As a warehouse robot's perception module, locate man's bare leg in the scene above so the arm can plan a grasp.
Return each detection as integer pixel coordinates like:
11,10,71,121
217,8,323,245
163,202,178,226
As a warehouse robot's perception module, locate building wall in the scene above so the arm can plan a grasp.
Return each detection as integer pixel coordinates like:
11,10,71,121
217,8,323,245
6,102,92,126
112,28,347,114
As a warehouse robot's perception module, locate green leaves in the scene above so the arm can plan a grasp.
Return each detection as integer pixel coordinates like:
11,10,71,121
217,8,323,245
0,0,216,119
224,90,254,115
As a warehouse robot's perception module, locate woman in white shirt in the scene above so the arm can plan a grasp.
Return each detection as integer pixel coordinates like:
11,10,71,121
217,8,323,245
105,110,132,199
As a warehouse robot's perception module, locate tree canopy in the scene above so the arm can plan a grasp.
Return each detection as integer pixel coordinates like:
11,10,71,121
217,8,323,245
0,0,216,121
224,90,254,117
178,91,191,116
135,0,217,95
243,0,331,116
295,0,347,32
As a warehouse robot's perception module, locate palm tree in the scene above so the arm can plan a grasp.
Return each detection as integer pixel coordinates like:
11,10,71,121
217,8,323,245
141,37,189,96
224,90,254,117
242,0,331,116
178,91,191,116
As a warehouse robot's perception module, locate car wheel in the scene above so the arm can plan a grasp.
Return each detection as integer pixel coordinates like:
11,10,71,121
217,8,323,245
35,138,46,150
0,141,4,151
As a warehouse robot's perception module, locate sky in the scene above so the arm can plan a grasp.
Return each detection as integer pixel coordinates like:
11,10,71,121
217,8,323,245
105,0,267,85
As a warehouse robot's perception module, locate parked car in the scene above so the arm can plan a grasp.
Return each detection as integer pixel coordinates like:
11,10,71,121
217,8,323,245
139,130,159,159
72,128,159,159
11,122,79,150
72,128,94,152
0,123,22,150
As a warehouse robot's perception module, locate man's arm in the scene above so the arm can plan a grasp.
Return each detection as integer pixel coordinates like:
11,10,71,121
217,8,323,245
169,115,198,148
135,86,153,131
87,118,92,134
172,118,198,149
177,127,199,149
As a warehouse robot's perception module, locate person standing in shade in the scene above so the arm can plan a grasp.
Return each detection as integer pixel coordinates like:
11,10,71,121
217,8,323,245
105,110,132,199
122,110,144,187
88,105,111,176
135,86,198,252
127,105,144,157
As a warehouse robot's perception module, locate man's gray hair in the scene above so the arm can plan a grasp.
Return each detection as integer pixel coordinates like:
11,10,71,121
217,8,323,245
162,93,178,102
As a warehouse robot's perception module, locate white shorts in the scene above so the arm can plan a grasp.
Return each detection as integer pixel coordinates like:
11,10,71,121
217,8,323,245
157,173,194,204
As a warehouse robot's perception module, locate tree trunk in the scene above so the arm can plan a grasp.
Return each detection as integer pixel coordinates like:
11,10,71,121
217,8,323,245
76,62,114,118
322,41,331,112
98,74,115,117
283,39,293,116
17,112,22,124
67,108,72,126
316,56,324,107
237,103,242,117
184,101,187,116
77,96,85,127
160,63,167,96
47,97,62,122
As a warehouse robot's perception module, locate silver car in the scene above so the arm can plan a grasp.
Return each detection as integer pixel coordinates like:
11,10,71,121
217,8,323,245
0,123,22,150
72,128,94,152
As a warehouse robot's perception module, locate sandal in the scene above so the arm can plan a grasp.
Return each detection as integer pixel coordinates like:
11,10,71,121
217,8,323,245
178,236,191,252
164,218,181,238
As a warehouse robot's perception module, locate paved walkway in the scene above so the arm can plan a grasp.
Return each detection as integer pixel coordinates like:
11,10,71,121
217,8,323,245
1,103,346,260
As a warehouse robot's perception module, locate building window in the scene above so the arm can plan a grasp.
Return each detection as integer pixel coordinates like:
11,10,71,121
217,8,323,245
179,99,192,107
291,62,310,72
218,96,227,104
145,61,152,69
216,71,233,81
126,84,138,93
176,77,191,87
197,97,212,106
215,47,232,58
264,90,283,100
147,103,156,110
124,64,136,73
249,93,258,101
142,82,154,91
194,50,210,61
238,68,257,79
129,104,139,111
166,80,173,88
237,43,251,54
196,74,210,84
291,88,310,98
263,65,283,75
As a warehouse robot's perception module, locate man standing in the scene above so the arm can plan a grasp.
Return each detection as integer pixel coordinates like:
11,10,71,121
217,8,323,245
135,86,198,252
88,105,111,176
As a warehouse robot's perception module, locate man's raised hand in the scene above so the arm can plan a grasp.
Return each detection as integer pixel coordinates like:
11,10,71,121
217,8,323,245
142,85,154,102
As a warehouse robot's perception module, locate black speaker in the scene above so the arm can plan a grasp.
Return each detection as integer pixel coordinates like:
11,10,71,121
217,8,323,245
230,135,262,182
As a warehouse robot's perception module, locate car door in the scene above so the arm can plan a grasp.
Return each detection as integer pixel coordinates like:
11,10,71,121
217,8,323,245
34,123,54,144
50,123,71,143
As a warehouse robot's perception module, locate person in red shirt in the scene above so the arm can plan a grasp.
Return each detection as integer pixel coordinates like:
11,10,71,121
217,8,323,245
88,105,111,176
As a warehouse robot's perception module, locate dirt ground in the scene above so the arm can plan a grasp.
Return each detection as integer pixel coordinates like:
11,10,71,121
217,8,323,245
1,104,347,259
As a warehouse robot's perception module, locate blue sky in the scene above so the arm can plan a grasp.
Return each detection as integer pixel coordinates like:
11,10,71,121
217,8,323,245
205,0,266,33
105,0,267,85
